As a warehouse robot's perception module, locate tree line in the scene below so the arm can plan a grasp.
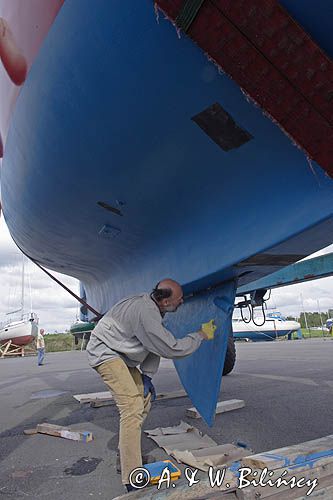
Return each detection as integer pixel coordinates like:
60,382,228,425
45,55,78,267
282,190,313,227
286,309,333,328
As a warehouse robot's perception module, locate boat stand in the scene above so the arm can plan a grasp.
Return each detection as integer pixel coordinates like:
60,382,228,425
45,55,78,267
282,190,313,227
0,340,36,358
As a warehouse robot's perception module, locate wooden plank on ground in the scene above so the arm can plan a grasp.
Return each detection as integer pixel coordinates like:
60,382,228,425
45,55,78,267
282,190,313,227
36,423,93,442
186,399,245,419
86,389,187,407
73,391,112,403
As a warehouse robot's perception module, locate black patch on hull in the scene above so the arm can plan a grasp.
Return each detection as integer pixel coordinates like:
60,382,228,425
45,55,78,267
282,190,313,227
192,103,253,151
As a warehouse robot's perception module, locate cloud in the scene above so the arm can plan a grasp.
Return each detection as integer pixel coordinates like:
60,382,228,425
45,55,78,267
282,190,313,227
268,275,333,317
0,218,78,332
0,244,21,268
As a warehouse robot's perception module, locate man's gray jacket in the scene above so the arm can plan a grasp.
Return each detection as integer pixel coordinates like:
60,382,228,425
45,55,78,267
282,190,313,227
86,293,203,377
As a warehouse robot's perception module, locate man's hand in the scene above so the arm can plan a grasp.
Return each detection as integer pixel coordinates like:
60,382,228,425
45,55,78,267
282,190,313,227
200,319,217,340
142,374,156,402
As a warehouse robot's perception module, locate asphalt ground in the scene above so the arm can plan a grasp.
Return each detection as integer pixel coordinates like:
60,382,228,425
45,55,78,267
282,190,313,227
0,338,333,499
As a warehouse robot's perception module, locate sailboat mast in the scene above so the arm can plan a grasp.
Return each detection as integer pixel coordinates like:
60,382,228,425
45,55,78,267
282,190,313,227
21,255,25,320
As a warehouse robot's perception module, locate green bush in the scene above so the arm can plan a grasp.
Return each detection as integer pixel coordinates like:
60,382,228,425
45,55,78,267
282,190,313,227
44,333,73,352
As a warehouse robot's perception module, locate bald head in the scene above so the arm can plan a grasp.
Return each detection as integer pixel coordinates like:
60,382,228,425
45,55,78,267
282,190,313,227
151,278,184,313
158,278,182,295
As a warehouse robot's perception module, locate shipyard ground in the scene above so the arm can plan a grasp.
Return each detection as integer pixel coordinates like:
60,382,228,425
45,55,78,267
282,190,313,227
0,338,333,499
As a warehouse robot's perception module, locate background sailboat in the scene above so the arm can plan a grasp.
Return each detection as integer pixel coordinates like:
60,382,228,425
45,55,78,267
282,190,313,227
0,256,38,347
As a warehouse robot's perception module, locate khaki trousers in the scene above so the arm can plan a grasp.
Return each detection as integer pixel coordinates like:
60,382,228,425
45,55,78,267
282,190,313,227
96,358,151,484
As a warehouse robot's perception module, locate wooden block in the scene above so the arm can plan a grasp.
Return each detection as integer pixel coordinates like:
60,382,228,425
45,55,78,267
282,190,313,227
23,428,38,435
89,389,187,407
186,399,245,419
36,423,93,442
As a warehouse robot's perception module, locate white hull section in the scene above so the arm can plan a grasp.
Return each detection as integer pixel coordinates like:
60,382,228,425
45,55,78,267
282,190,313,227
233,319,300,334
0,316,38,346
232,318,301,341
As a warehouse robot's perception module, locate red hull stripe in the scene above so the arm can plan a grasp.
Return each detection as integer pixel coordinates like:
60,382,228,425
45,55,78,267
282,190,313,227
0,335,33,346
155,0,333,176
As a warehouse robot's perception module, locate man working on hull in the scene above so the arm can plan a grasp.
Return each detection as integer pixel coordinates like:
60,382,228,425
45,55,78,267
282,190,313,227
86,278,216,491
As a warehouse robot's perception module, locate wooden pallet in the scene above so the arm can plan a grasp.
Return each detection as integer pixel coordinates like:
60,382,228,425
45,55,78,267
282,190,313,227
186,399,245,419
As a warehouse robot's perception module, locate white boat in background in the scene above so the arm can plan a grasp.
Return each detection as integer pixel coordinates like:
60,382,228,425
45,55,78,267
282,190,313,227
0,313,38,346
232,312,301,342
0,256,38,347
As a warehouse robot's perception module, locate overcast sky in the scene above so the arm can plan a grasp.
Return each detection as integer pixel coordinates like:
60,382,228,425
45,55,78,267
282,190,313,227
236,244,333,320
0,217,79,333
1,216,333,333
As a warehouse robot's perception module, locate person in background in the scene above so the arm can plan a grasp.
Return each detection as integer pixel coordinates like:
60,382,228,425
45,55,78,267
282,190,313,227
36,328,45,366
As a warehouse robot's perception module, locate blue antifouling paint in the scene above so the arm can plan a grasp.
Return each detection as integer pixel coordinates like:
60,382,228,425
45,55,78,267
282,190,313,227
164,280,237,426
261,449,333,470
229,461,241,476
290,449,333,469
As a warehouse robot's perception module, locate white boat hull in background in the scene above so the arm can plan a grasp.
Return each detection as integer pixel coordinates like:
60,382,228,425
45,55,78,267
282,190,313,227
232,318,301,342
0,315,38,346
